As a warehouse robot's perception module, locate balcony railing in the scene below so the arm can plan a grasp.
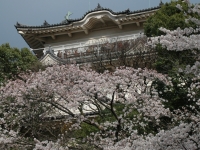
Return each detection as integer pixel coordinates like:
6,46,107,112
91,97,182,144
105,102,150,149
32,35,156,67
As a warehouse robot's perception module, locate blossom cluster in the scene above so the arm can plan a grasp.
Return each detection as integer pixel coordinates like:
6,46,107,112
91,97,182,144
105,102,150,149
0,0,200,149
149,0,200,51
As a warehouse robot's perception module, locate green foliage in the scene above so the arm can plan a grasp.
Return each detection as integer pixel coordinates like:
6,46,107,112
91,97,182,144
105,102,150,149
0,43,44,83
73,122,99,138
144,0,200,114
152,74,200,112
20,48,38,69
144,0,196,37
153,44,197,75
144,0,199,75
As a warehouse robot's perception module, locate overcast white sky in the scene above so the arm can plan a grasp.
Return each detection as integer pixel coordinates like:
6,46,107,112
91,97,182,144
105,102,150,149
0,0,199,49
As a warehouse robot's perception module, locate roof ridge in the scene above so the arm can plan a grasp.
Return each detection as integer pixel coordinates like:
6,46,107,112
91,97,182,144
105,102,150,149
15,5,161,28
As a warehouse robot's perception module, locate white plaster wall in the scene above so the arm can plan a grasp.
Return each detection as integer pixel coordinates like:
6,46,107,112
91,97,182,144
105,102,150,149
44,24,144,55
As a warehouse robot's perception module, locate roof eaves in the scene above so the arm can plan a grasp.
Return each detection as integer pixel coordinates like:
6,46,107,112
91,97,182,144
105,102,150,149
15,5,160,29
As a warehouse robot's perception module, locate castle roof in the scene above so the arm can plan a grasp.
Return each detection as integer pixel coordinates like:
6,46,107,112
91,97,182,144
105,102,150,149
15,4,160,49
15,4,160,29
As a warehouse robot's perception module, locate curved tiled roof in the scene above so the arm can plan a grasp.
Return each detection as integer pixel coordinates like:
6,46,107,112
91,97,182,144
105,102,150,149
15,3,161,29
39,50,68,64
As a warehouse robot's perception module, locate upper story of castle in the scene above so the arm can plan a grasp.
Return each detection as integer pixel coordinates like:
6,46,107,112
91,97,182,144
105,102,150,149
15,2,162,65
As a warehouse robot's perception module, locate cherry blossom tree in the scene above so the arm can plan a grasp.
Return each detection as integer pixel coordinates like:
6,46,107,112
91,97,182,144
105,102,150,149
0,64,172,149
0,0,199,149
0,62,199,149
